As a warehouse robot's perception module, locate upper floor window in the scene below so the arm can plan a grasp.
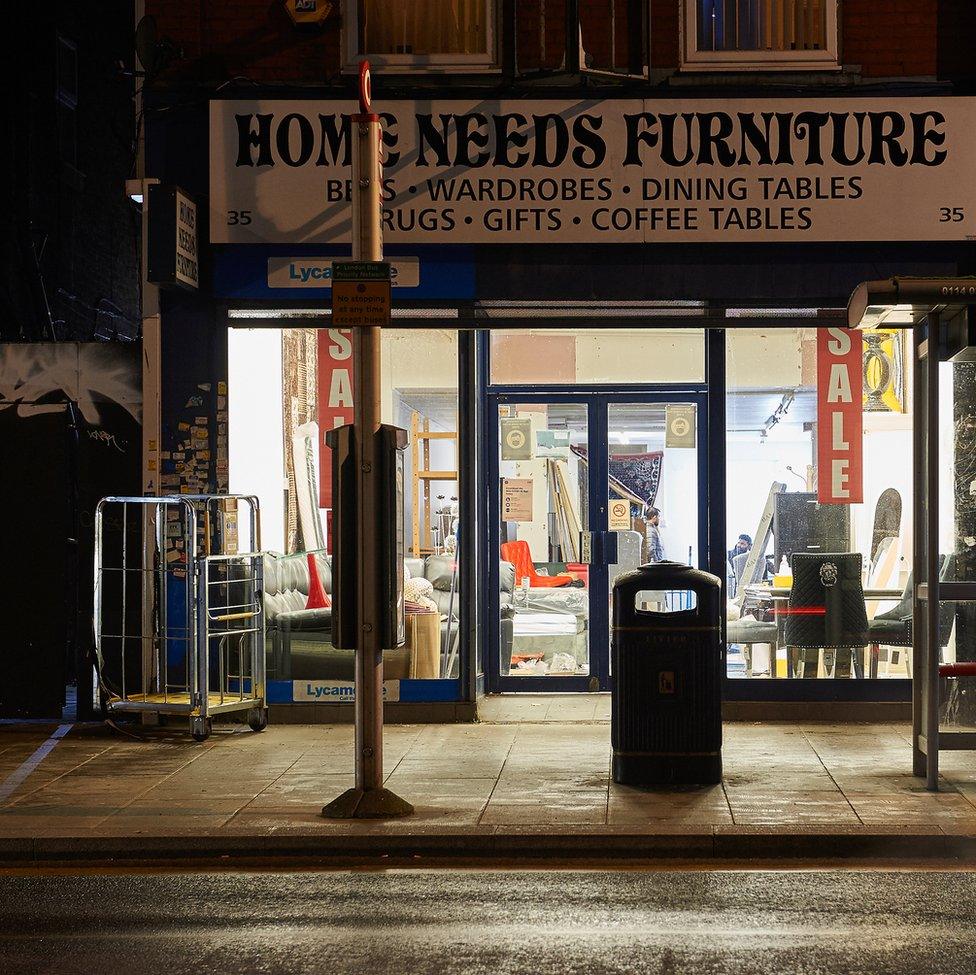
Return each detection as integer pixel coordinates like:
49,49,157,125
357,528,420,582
346,0,498,72
683,0,839,71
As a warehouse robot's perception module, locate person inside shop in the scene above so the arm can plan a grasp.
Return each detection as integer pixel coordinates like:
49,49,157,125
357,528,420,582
727,533,752,597
644,505,665,563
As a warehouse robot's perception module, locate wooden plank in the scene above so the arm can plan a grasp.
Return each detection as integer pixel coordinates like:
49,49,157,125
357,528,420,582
411,411,421,557
418,470,460,480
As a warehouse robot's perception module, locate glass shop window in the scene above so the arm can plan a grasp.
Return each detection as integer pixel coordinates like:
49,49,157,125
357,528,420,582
347,0,497,71
228,326,462,686
489,328,706,386
725,326,914,680
683,0,840,71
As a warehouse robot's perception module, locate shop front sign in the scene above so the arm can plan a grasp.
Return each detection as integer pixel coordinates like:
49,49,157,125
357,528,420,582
211,97,976,244
267,255,419,288
817,327,863,504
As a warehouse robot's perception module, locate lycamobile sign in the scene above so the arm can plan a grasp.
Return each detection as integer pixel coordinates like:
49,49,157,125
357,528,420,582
210,98,976,243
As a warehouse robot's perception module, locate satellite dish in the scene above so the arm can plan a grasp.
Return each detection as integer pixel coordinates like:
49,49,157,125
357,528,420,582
134,15,159,73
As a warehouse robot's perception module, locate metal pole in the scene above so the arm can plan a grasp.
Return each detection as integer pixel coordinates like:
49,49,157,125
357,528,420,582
926,312,941,791
323,65,412,818
911,321,926,778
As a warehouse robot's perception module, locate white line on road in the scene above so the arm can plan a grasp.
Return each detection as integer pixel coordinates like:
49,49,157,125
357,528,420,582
0,725,73,805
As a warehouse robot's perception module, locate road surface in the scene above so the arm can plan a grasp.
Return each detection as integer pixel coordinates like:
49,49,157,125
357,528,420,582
0,868,973,974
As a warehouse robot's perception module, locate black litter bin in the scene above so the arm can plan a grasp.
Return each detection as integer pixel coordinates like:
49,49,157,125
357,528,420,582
611,562,723,786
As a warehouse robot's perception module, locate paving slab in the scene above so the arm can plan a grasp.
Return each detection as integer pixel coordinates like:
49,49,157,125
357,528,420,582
0,715,974,864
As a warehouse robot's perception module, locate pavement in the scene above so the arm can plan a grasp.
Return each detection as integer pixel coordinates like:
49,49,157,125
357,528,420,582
2,869,976,974
1,702,975,864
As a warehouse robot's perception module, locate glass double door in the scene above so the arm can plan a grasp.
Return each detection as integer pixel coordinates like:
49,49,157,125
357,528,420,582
488,391,707,692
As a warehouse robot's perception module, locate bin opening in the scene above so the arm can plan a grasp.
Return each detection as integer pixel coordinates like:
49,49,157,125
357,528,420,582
635,590,698,614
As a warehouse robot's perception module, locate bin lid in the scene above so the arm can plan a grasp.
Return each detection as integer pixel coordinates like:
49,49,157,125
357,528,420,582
612,562,721,592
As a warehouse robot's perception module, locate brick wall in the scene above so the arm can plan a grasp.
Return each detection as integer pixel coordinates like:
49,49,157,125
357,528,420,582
145,1,963,84
4,1,139,342
843,0,937,78
148,0,341,85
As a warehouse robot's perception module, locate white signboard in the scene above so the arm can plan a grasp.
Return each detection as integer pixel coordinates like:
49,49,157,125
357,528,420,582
268,256,419,288
211,98,976,244
175,190,199,288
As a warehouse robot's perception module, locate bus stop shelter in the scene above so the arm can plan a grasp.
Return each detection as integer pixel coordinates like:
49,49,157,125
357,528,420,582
848,277,976,790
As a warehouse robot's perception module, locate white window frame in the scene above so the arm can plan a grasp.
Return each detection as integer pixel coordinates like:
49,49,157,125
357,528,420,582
680,0,840,72
343,0,500,74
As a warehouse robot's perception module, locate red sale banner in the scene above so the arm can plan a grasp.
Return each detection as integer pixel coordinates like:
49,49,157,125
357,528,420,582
317,328,354,508
816,327,863,504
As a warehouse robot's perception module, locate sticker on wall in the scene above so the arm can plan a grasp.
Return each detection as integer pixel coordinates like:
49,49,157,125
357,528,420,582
292,680,400,703
501,417,532,460
609,498,632,531
502,478,534,522
665,405,697,448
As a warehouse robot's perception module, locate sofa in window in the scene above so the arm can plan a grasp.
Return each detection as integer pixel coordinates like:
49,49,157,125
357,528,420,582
263,551,516,680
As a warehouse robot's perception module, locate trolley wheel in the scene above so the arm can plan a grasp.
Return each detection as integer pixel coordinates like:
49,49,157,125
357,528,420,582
248,707,268,732
191,717,212,742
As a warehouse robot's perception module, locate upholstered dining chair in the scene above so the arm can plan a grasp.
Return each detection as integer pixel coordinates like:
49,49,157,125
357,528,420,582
783,553,869,679
868,555,956,677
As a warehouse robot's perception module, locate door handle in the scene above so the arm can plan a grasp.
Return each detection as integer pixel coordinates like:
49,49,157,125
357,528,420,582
578,531,619,565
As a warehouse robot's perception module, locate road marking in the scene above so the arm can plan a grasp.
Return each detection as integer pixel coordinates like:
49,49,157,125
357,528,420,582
0,724,73,804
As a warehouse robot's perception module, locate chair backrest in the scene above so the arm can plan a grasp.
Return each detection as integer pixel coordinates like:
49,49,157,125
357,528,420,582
500,540,534,584
785,552,868,649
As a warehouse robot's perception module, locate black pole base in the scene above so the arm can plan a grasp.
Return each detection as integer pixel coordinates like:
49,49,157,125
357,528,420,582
321,787,414,819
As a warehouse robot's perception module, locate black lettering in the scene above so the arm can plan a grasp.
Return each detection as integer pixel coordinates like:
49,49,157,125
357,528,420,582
623,113,658,166
235,113,274,167
416,115,452,167
275,113,314,167
315,114,351,167
868,112,909,166
910,111,948,166
571,114,606,169
493,113,530,167
531,114,569,168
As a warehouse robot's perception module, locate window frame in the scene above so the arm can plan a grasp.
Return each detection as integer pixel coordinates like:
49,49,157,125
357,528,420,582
343,0,501,74
680,0,840,72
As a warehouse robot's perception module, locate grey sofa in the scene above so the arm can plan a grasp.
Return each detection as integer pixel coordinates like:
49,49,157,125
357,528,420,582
263,551,516,680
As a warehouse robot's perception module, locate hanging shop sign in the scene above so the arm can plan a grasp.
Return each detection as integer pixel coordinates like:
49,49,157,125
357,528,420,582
317,328,354,508
502,478,534,522
211,97,976,244
817,327,863,504
148,185,198,290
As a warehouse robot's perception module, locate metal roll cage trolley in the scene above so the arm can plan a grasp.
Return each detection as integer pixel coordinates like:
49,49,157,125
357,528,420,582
849,277,976,790
94,494,267,741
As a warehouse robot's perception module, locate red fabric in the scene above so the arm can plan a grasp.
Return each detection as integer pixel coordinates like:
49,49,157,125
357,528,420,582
305,552,331,609
500,540,573,588
940,662,976,678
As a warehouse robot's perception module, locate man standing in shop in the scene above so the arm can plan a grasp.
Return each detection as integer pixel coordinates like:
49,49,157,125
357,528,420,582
644,506,665,563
